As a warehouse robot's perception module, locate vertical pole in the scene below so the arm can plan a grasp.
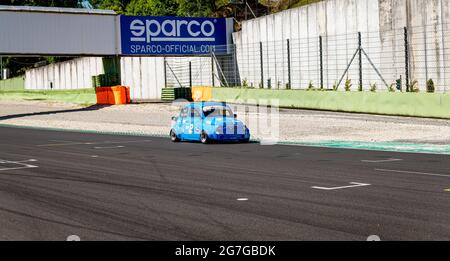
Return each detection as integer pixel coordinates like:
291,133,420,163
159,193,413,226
163,57,167,88
0,56,2,80
244,0,248,20
260,42,264,88
233,44,237,87
358,32,363,91
211,53,215,87
424,27,429,85
189,61,192,88
404,27,410,92
287,39,291,89
319,36,324,89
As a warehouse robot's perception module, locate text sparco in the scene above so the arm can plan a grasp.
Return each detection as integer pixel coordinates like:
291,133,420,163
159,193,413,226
129,18,216,43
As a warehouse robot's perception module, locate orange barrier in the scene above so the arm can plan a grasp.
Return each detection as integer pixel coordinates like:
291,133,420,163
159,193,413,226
192,86,212,102
96,86,130,105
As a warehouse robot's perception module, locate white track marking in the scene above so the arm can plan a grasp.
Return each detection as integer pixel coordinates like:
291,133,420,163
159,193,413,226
38,140,151,147
375,168,450,178
93,146,125,149
361,158,403,163
312,182,371,191
0,159,38,171
66,235,81,241
237,198,249,201
37,142,94,147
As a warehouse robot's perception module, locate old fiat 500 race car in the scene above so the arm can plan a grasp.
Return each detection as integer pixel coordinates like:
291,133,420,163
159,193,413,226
170,102,250,144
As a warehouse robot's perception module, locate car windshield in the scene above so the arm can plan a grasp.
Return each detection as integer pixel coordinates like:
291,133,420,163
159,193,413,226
202,106,233,117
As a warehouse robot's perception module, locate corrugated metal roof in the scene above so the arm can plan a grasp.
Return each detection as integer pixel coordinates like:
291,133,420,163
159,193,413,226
0,5,116,15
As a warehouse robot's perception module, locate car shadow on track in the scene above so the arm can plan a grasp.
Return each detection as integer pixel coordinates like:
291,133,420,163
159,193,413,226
0,105,110,121
176,140,258,145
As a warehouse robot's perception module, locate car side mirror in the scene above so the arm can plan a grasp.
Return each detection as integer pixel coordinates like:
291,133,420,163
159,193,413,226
234,114,237,118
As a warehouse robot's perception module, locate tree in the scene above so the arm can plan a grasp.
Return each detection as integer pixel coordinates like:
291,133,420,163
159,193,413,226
125,0,178,16
0,0,79,7
175,0,232,17
92,0,131,14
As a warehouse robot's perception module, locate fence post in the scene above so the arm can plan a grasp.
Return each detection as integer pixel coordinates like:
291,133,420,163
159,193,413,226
287,39,291,89
358,32,363,91
260,42,264,88
211,53,215,87
404,27,410,92
233,44,238,87
319,35,324,89
163,57,167,88
189,61,192,88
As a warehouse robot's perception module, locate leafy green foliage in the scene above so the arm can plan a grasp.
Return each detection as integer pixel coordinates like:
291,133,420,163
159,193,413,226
125,0,178,16
332,81,338,91
388,83,396,92
427,79,435,93
344,79,352,91
0,0,78,7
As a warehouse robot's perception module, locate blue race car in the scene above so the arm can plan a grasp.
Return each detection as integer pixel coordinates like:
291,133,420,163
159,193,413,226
170,102,250,144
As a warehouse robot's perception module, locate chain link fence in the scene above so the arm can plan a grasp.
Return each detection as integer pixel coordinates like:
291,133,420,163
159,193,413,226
165,23,450,93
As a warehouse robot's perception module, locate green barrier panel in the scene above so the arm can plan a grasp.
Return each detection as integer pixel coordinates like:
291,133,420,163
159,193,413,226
0,76,25,91
0,88,96,105
102,57,121,75
211,88,450,119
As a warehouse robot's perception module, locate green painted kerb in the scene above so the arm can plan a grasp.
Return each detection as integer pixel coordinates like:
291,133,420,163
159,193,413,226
278,140,450,155
211,88,450,119
0,88,96,105
0,76,25,91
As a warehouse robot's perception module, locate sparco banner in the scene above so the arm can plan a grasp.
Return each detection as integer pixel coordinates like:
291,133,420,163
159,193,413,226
120,16,231,55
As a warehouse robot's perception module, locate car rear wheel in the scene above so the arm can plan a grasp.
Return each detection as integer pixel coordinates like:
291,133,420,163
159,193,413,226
170,129,180,142
241,137,250,143
200,131,210,144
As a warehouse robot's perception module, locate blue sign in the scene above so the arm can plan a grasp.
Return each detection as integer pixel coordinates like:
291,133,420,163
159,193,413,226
120,16,229,55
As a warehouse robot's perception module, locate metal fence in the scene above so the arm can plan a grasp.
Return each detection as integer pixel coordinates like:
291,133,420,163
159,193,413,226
165,23,450,93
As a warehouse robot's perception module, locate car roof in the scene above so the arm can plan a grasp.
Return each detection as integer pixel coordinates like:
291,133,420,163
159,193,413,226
185,102,229,109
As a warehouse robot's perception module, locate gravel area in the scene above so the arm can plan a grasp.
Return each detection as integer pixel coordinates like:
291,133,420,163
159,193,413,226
1,100,450,145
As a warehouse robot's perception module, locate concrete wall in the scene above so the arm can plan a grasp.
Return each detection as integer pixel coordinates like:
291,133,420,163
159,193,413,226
120,57,165,100
233,0,450,92
120,56,217,100
25,57,104,90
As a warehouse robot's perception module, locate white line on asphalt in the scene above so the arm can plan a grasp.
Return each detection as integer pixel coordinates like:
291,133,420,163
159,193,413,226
37,142,93,147
237,198,249,201
93,146,125,149
375,168,450,178
103,140,152,144
312,182,371,191
0,166,38,171
49,140,76,143
7,159,38,163
361,158,403,163
38,140,151,147
0,159,38,171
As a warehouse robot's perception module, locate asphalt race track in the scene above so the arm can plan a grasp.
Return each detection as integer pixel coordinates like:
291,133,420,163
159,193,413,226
0,126,449,240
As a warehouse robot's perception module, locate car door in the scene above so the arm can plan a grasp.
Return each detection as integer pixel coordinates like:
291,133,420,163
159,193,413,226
176,106,188,139
183,107,202,140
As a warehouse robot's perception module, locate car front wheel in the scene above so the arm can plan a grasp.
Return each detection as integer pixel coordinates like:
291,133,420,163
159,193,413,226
200,131,210,144
170,129,180,142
